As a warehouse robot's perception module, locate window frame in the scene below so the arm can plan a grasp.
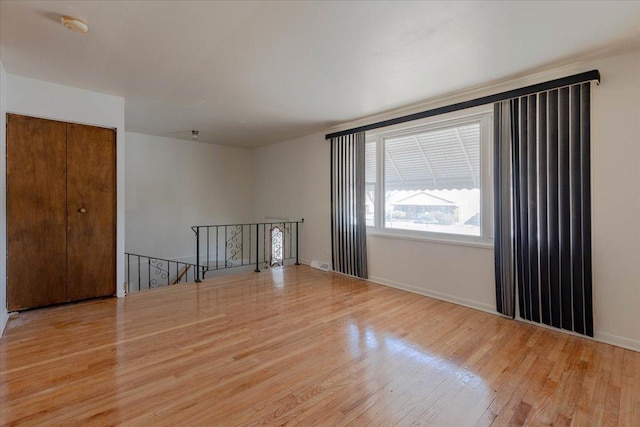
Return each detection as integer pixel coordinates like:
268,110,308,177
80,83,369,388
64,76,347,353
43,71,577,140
366,107,494,248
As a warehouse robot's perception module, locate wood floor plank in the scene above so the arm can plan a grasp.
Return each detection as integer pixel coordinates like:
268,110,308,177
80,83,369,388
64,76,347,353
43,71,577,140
1,265,638,426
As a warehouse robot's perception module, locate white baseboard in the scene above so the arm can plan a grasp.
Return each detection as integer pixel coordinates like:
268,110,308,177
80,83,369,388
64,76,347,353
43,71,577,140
367,275,496,315
594,331,640,353
0,307,8,336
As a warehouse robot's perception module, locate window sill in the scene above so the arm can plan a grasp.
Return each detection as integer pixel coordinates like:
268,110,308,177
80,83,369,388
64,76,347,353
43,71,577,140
366,229,494,250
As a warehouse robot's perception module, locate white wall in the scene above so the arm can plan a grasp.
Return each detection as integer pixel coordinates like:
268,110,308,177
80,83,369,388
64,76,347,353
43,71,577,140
0,62,8,335
5,74,127,298
125,132,254,262
589,51,640,350
253,50,640,351
252,132,331,266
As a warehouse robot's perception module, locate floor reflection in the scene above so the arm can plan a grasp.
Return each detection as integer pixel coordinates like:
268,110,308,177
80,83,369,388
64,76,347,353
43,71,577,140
344,319,491,424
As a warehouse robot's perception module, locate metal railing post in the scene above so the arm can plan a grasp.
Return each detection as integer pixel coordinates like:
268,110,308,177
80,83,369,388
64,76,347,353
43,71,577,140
254,223,260,272
137,255,141,291
295,220,300,265
195,227,201,282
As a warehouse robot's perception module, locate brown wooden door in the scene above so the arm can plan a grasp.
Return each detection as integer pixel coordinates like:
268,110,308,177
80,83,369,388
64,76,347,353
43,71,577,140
7,115,68,311
7,115,116,310
66,123,116,301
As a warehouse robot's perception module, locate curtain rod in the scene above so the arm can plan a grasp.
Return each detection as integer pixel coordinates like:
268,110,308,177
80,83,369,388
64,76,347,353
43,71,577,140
325,69,600,140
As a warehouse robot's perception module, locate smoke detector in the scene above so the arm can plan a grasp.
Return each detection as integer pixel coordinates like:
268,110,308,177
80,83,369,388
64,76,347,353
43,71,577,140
61,16,89,33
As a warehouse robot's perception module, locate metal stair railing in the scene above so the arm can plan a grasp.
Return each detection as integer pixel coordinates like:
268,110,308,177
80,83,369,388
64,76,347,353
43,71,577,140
125,253,207,293
191,219,304,282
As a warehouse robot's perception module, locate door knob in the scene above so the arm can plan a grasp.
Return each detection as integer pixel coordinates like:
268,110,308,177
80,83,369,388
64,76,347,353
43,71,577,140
78,207,87,214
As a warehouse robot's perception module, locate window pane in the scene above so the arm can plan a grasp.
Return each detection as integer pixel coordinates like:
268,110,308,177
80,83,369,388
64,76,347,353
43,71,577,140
365,139,376,226
383,122,481,236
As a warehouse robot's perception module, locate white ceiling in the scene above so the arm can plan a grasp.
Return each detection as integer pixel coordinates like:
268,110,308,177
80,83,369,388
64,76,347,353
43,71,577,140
1,1,639,148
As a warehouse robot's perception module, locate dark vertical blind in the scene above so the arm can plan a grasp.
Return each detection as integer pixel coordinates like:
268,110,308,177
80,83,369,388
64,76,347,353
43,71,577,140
330,132,368,279
508,82,593,336
493,101,515,318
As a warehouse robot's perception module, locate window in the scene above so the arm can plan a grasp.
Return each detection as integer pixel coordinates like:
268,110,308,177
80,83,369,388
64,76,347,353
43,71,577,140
366,109,493,245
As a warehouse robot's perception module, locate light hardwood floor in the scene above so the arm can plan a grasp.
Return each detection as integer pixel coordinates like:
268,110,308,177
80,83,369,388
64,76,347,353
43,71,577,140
1,266,638,426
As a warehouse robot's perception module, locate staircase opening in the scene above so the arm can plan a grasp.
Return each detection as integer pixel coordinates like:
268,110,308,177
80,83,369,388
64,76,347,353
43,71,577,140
126,220,304,292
